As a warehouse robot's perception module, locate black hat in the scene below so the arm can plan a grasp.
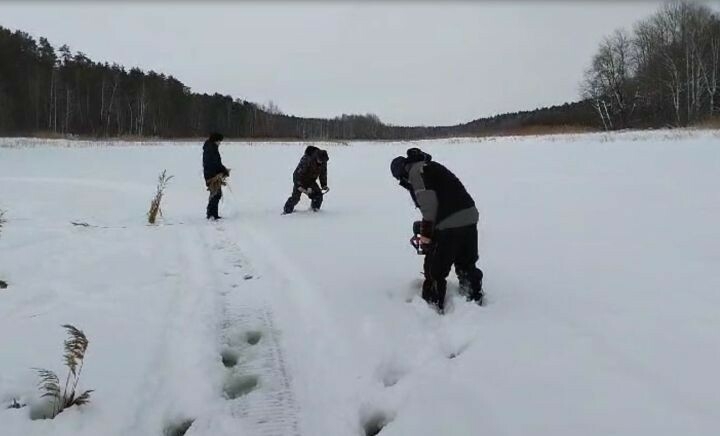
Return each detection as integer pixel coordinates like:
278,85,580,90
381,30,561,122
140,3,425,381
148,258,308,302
316,149,329,163
304,145,319,156
208,132,224,142
390,156,408,180
407,147,431,163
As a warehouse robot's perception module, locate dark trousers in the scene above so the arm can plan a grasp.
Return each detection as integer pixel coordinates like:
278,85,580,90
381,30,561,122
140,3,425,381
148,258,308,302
283,182,323,213
206,188,222,219
422,224,483,311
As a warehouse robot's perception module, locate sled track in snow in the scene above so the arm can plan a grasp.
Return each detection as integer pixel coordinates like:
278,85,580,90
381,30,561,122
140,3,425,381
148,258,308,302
220,305,301,436
212,225,302,436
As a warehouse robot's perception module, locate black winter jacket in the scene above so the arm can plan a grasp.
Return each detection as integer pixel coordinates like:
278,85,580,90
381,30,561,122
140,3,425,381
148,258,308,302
293,147,328,188
203,140,228,180
407,161,477,237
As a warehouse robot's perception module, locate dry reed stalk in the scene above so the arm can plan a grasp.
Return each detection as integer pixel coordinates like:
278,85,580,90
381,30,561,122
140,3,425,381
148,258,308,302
34,324,93,419
148,170,174,224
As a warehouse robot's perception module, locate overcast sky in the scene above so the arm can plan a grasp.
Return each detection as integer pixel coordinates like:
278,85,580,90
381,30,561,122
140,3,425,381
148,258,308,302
0,1,696,126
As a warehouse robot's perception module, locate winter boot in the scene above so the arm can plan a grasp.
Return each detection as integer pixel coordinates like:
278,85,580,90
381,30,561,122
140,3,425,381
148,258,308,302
458,268,483,305
310,193,323,212
422,279,446,314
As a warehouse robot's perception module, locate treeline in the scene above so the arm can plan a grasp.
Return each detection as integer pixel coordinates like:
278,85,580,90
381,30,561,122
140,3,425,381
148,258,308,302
0,26,391,139
0,24,601,140
0,26,283,138
4,2,716,141
583,1,720,129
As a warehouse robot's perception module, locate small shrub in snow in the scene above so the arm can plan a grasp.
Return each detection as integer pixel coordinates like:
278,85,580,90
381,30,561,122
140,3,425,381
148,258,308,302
7,398,26,409
33,324,93,419
147,170,174,224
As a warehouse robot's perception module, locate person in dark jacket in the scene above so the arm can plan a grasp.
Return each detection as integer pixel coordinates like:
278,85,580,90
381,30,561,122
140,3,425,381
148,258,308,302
202,132,229,220
391,148,483,312
283,146,329,214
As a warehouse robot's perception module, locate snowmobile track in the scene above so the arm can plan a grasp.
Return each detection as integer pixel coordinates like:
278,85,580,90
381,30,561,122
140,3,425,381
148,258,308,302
212,224,302,436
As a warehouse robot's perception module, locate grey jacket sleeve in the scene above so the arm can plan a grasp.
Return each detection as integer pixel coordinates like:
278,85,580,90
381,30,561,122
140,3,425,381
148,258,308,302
408,163,438,223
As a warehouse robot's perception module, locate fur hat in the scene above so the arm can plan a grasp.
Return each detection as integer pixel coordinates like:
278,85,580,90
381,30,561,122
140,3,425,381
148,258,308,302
208,132,224,142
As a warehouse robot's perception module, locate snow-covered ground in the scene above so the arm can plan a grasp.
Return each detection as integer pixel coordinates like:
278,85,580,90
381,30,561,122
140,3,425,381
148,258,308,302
1,130,719,436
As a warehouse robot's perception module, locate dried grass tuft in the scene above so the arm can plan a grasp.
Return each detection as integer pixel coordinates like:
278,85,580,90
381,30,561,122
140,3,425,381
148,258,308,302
147,170,174,224
33,324,93,419
694,115,720,129
1,209,6,290
481,124,598,138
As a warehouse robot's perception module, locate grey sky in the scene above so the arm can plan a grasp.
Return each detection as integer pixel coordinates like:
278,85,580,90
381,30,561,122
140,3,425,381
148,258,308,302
0,1,682,126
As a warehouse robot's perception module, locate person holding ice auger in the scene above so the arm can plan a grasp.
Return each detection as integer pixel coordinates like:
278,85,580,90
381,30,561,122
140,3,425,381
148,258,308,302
203,132,230,220
391,148,484,313
283,146,330,214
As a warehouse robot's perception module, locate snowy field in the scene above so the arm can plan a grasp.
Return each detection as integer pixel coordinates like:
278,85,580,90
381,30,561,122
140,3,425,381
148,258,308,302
1,130,719,436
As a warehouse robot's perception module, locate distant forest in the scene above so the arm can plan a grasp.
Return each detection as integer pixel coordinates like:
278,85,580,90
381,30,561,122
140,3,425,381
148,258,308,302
0,1,717,140
582,1,719,130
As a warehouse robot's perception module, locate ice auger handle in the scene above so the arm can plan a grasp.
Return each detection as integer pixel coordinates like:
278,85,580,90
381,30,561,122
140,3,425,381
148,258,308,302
410,220,429,255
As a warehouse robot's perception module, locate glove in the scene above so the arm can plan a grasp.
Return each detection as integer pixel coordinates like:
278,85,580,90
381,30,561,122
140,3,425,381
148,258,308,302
419,220,434,239
321,186,330,193
410,235,433,255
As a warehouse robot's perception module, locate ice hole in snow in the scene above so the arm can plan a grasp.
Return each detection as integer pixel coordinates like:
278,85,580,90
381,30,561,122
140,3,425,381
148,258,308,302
447,341,471,360
163,418,195,436
221,348,239,368
380,369,404,388
377,362,407,388
28,400,56,420
245,330,262,345
362,411,393,436
223,374,259,399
